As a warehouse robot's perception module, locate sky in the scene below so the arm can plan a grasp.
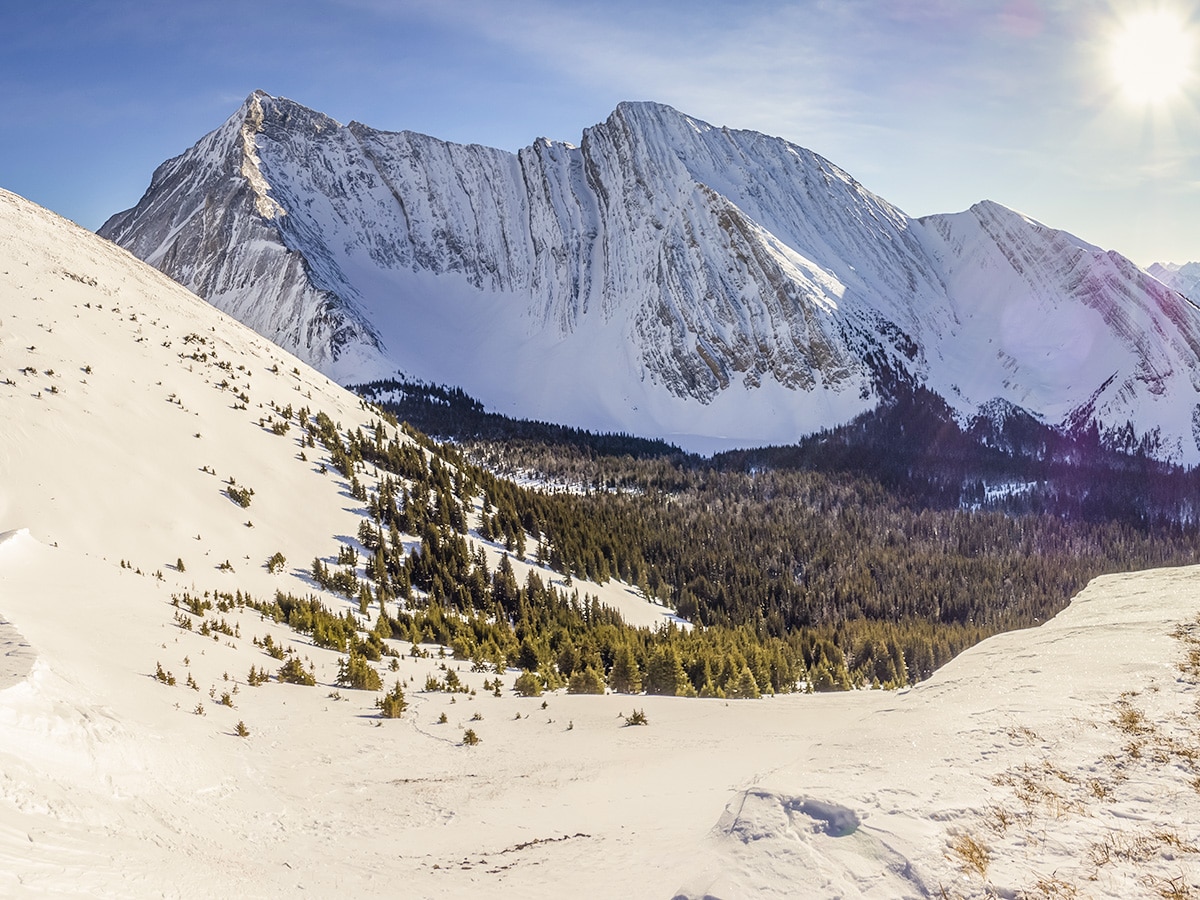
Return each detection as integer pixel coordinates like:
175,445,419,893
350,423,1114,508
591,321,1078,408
1,0,1198,265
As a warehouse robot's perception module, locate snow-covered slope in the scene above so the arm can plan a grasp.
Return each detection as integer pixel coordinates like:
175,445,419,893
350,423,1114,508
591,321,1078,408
101,93,1200,462
0,186,669,622
7,187,1200,897
1149,260,1200,304
921,204,1200,460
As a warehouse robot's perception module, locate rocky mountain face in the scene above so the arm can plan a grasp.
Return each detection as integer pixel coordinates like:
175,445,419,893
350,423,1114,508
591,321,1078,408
98,94,385,375
100,92,1200,462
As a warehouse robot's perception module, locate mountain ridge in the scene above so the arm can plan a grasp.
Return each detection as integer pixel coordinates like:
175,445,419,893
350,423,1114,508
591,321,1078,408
1149,260,1200,305
100,92,1200,462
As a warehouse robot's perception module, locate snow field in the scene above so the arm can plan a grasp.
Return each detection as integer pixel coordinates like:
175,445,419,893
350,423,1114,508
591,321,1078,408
4,186,1200,897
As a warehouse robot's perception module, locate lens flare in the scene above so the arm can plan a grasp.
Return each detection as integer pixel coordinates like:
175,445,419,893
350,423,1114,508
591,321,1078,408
1108,8,1196,106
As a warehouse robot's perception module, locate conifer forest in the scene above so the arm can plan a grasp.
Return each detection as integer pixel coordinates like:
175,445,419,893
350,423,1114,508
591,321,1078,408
243,380,1200,698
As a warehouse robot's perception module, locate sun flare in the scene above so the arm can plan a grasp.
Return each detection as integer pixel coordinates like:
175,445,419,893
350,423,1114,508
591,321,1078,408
1108,8,1196,106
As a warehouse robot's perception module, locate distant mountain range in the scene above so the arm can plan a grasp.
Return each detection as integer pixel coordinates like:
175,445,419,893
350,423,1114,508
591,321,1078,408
1148,261,1200,306
100,91,1200,462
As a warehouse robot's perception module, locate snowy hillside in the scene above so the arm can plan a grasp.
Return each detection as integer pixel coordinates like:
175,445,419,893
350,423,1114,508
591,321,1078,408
7,187,1200,896
101,92,1200,462
0,186,673,624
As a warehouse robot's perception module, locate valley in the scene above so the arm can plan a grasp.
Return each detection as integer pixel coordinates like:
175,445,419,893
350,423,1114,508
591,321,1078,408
4,183,1200,895
3,88,1200,895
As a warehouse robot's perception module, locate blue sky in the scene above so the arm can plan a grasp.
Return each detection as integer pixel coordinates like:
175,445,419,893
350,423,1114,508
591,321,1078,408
2,0,1198,264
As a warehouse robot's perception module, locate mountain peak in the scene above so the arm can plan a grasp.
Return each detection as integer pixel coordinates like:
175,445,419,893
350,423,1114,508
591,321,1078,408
610,99,694,121
1149,260,1200,304
99,94,1200,463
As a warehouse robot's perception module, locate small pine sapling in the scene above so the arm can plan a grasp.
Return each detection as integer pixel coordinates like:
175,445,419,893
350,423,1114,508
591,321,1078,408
376,681,408,719
277,656,316,686
225,481,254,508
513,671,542,697
154,662,176,686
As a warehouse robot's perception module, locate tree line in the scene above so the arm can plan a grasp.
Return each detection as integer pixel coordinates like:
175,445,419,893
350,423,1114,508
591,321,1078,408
267,397,1200,695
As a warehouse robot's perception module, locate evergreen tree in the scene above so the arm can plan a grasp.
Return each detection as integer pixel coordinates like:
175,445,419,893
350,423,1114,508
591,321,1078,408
727,664,761,699
567,667,605,695
376,681,408,718
337,652,383,691
516,639,541,673
608,644,642,694
513,671,542,697
645,645,687,696
556,641,580,679
277,656,316,686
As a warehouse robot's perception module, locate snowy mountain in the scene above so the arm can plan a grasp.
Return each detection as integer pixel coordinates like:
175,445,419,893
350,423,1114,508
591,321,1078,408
1149,260,1200,304
6,187,1200,896
101,92,1200,462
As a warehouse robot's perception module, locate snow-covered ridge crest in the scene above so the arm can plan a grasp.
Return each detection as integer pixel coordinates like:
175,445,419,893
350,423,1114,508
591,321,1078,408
239,90,285,220
101,92,1200,463
1149,260,1200,305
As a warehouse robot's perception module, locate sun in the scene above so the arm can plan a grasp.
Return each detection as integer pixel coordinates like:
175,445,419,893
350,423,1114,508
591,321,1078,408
1107,8,1196,106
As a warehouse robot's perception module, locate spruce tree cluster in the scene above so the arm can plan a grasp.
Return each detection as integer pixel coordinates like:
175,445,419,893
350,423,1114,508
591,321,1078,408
336,652,382,691
249,403,1200,698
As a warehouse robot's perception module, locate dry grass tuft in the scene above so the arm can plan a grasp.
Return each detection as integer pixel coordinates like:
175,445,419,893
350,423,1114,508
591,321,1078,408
1154,830,1200,855
949,831,990,880
1112,701,1152,737
1022,874,1081,898
1173,617,1200,685
992,761,1082,819
1143,872,1199,899
1007,724,1043,744
1086,777,1113,801
982,801,1022,835
1089,829,1199,870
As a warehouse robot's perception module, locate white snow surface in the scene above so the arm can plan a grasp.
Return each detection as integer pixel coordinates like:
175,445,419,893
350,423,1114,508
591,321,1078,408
1150,260,1200,304
8,187,1200,897
101,92,1200,463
